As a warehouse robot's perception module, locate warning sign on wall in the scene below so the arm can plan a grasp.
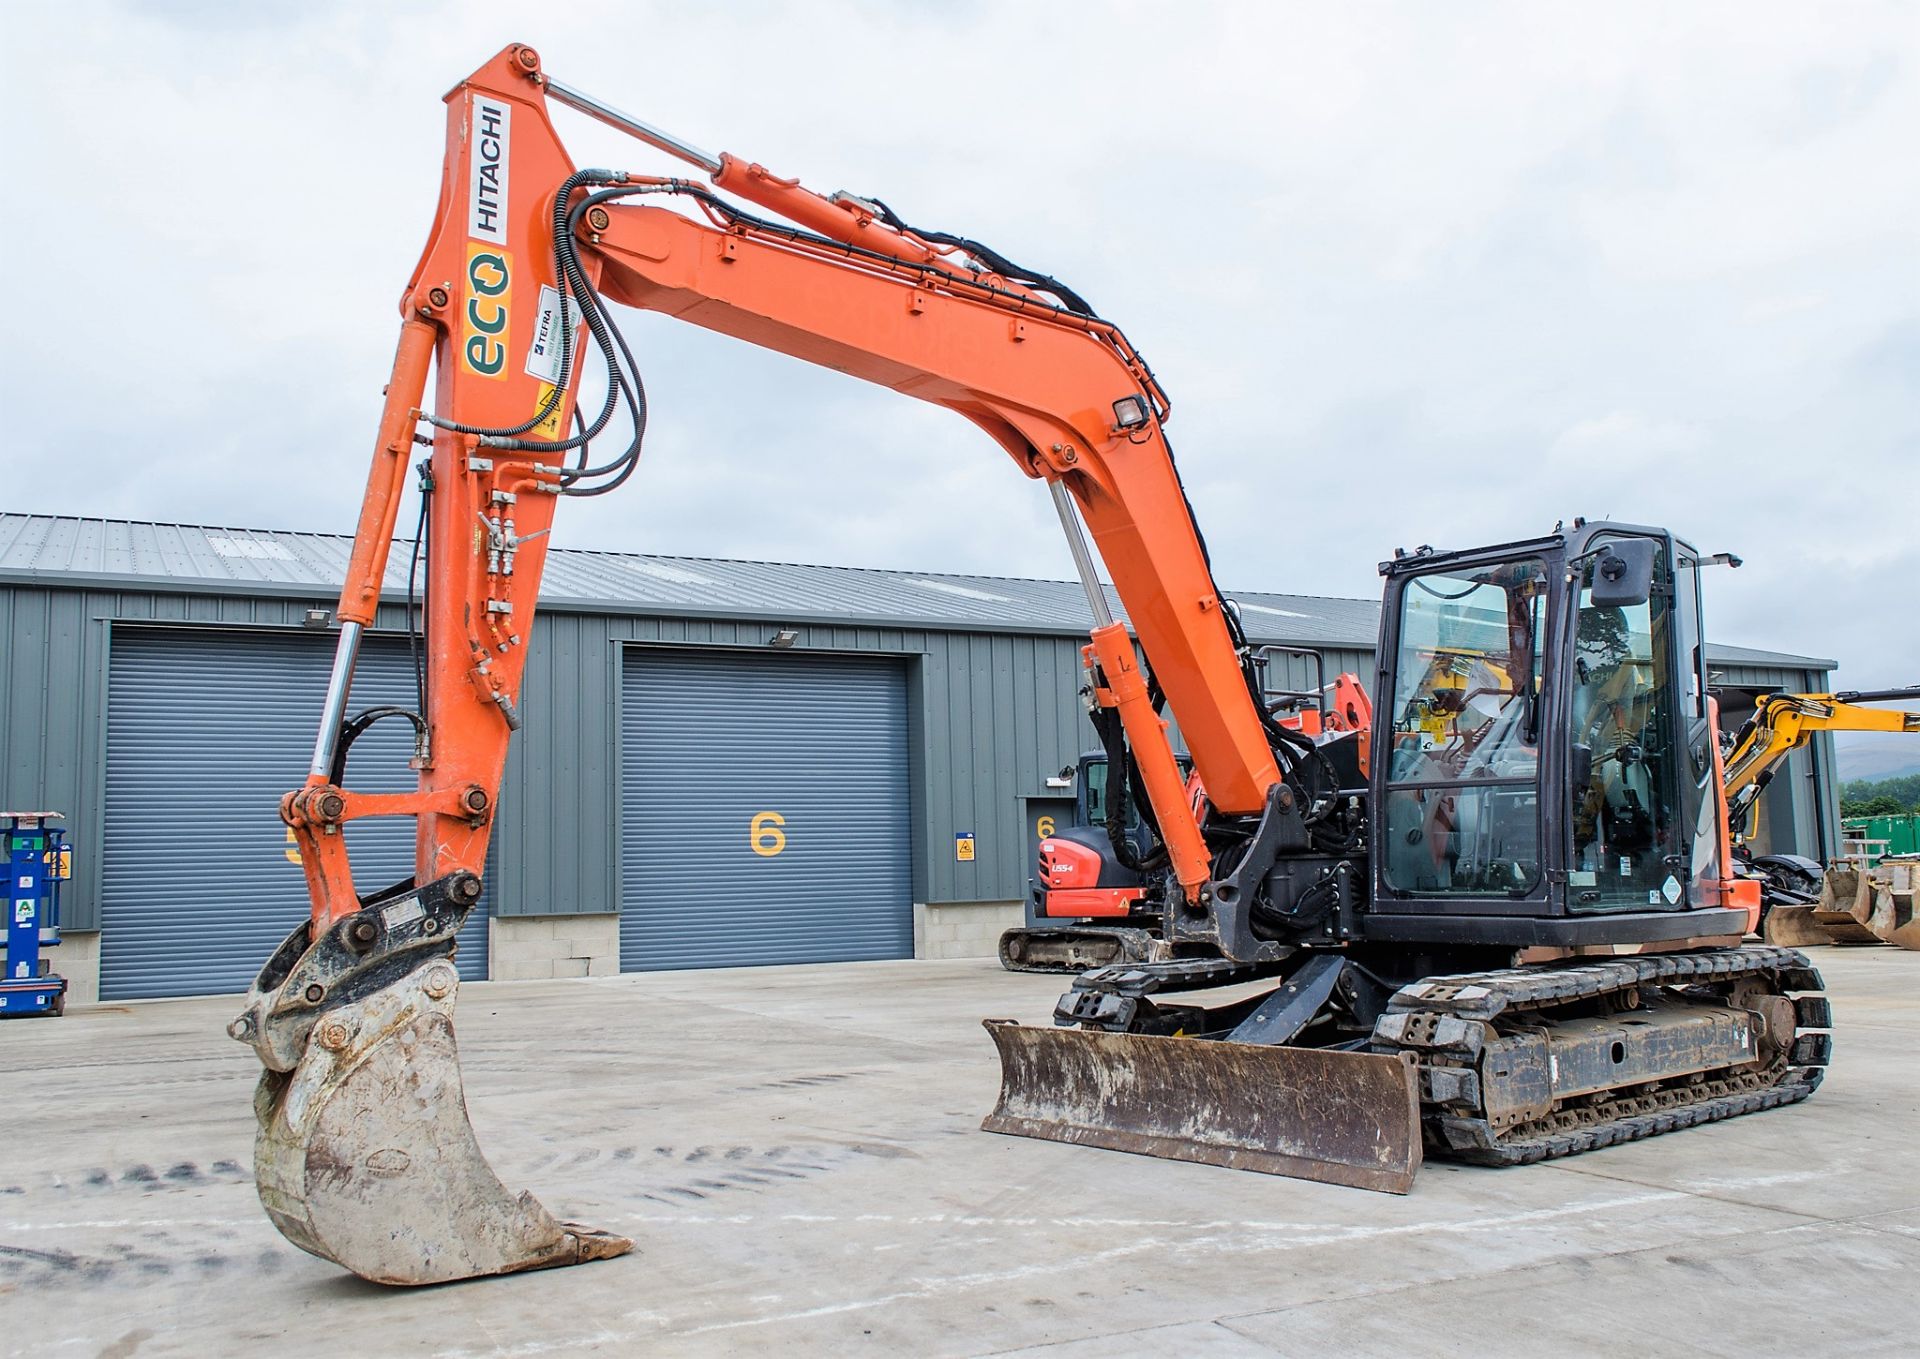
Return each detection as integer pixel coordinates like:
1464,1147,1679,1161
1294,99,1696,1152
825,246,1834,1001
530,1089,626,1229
955,831,976,862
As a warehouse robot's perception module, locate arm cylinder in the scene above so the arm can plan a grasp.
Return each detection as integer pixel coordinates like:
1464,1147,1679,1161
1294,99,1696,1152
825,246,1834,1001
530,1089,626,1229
307,622,365,780
543,76,723,173
338,318,437,626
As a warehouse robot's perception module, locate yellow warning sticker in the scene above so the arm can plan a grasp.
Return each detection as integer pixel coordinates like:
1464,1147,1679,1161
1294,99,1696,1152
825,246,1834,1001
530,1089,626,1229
530,382,567,440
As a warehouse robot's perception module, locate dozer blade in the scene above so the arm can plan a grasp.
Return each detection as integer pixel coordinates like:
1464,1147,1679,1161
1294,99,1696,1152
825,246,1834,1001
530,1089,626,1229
231,900,631,1286
981,1019,1423,1194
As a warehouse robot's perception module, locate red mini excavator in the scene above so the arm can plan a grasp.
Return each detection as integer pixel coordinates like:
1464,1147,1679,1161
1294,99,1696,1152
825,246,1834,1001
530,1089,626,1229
230,45,1833,1286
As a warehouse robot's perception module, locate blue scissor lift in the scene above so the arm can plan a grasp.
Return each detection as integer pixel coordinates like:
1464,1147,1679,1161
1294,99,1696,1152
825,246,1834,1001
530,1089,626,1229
3,812,71,1017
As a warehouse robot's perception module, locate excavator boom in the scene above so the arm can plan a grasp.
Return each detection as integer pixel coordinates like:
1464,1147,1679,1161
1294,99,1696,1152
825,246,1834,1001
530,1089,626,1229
231,44,1358,1285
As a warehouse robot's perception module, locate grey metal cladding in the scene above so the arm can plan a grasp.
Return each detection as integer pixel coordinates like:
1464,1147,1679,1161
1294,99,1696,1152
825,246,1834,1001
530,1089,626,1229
0,514,1836,669
0,514,1842,936
98,627,486,999
618,647,912,969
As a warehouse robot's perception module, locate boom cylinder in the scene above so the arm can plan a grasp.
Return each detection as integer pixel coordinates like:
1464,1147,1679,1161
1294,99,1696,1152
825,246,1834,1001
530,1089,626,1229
1051,480,1114,629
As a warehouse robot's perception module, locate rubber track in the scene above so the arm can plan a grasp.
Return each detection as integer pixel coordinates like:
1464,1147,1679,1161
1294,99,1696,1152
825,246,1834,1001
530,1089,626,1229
998,927,1159,975
1066,955,1282,997
1370,945,1831,1167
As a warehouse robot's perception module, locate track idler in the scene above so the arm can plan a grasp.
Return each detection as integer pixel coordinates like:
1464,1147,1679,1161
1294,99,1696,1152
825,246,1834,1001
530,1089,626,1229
228,874,631,1285
982,1019,1423,1194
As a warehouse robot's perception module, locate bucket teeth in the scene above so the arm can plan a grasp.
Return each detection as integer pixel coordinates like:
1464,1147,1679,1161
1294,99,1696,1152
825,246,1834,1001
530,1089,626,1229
244,941,631,1285
981,1018,1423,1195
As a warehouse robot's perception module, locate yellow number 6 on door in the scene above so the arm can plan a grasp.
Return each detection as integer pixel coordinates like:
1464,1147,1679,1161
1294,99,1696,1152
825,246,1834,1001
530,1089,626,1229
750,811,787,857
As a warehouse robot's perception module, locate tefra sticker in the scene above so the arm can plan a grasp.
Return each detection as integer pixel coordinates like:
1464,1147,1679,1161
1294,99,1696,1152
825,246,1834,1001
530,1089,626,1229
524,284,583,384
1662,874,1683,904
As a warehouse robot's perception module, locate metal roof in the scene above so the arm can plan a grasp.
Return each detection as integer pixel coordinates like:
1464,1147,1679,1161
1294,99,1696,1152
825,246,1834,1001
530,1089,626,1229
0,513,1833,668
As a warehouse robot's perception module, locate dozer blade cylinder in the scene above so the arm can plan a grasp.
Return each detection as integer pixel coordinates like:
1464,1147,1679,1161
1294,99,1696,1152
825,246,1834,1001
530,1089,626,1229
981,1019,1423,1195
232,903,630,1286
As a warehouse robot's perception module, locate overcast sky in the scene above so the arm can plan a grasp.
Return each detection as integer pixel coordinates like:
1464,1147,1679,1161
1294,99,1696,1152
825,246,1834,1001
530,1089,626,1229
10,4,1917,725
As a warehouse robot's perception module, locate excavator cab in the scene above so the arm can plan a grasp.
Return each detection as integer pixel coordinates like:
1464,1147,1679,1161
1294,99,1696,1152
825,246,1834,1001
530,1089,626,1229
1372,522,1734,935
1080,750,1192,862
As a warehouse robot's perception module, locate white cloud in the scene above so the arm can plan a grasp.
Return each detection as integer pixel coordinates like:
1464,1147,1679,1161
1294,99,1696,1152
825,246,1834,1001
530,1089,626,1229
1546,411,1706,466
8,0,1918,688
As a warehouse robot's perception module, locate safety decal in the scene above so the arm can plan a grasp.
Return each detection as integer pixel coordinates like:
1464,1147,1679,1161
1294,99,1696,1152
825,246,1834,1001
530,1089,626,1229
526,384,565,439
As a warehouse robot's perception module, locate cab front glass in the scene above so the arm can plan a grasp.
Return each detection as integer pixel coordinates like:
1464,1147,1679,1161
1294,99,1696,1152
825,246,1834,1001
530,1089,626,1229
1382,559,1548,897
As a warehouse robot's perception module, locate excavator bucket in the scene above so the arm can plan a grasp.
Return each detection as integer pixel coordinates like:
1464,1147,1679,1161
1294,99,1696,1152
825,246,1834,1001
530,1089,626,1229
231,907,631,1286
1844,858,1920,950
1810,864,1887,945
1763,905,1832,947
981,1020,1423,1194
1870,859,1920,949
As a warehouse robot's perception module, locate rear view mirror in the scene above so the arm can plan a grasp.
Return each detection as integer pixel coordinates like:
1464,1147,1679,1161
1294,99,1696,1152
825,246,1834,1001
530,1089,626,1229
1590,539,1655,608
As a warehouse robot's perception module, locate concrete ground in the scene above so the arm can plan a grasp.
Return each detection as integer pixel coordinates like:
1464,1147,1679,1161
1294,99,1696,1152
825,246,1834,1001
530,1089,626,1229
2,948,1914,1358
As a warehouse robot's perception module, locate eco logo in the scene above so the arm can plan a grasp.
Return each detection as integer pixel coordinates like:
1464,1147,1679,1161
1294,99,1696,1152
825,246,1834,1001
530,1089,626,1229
463,244,512,379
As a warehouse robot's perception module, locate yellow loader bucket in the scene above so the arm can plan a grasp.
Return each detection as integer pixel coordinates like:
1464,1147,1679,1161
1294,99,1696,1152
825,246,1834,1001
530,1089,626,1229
982,1019,1423,1194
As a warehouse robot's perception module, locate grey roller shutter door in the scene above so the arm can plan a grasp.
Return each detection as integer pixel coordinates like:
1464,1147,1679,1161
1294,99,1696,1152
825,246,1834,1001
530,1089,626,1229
102,628,488,1000
620,649,911,970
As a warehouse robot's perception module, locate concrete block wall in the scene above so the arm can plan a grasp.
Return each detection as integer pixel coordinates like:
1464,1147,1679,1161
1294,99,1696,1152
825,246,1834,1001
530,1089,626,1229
915,901,1022,960
488,913,620,980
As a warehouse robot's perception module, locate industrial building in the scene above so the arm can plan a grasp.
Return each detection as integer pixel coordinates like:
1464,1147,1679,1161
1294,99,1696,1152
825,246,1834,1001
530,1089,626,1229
0,512,1841,1004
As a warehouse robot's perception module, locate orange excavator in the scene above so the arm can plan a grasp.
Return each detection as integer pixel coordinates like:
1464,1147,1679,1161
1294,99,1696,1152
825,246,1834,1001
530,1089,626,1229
229,45,1834,1286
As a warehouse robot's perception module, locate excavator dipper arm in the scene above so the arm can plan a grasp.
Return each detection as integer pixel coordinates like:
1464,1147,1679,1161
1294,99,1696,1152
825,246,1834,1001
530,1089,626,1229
1723,687,1920,840
229,44,1336,1284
